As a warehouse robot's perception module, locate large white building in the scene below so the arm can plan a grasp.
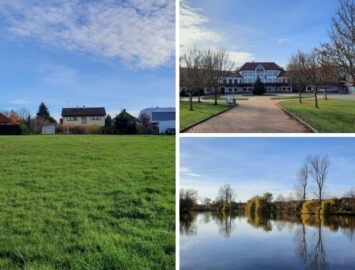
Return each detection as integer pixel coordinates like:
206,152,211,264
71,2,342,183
217,62,292,94
139,107,175,134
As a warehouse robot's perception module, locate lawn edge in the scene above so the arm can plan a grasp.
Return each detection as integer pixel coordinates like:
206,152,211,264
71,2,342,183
180,105,236,133
277,102,317,133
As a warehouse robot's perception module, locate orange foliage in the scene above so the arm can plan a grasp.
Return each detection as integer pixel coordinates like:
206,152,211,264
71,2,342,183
8,111,20,124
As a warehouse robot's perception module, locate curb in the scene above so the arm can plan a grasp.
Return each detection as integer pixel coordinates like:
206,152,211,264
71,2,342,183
180,104,237,133
277,103,318,133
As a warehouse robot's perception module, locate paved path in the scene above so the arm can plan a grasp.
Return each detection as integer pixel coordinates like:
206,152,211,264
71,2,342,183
186,96,310,133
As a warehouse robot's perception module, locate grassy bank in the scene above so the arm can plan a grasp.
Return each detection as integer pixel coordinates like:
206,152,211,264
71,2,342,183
0,135,175,269
280,98,355,132
180,100,228,131
270,94,313,100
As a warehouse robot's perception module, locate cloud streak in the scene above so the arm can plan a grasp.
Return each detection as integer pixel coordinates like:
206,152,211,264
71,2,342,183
0,0,175,69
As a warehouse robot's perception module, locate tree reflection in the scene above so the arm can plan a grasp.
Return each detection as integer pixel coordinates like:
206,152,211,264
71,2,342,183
245,211,272,232
308,225,329,270
213,212,235,237
180,212,197,235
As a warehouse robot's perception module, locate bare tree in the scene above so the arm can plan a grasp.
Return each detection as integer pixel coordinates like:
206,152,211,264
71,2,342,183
344,187,355,198
317,49,341,100
202,48,234,105
306,50,323,109
180,189,198,211
307,155,330,205
321,0,355,81
180,48,204,111
218,184,235,206
287,50,309,103
263,192,273,203
295,163,309,201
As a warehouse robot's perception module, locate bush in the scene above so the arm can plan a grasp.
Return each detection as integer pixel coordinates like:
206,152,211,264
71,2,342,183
252,76,266,95
0,125,22,135
301,200,321,214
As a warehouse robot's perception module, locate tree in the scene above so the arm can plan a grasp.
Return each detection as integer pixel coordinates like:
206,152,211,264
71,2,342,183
321,0,355,81
252,76,266,95
8,111,20,124
218,184,235,207
202,48,234,105
307,155,330,205
287,50,308,103
306,50,323,109
113,109,137,134
317,48,340,100
276,194,285,202
263,192,273,203
36,102,56,123
344,187,355,198
295,163,309,201
180,189,198,211
105,114,112,128
180,47,204,111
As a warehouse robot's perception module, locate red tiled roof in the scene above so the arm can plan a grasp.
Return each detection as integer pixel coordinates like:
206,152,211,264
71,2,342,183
239,62,284,71
61,107,106,117
0,113,10,124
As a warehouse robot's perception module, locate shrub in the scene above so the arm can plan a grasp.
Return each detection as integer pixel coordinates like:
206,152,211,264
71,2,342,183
0,125,22,135
301,200,321,214
252,76,266,95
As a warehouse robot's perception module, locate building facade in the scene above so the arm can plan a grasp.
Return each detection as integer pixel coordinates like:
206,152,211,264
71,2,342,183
217,62,292,94
139,107,175,134
61,107,106,127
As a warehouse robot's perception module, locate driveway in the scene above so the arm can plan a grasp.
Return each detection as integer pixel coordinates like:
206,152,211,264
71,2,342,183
185,96,311,133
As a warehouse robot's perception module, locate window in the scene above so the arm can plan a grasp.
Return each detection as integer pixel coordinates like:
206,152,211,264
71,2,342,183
229,88,232,92
82,116,87,124
91,116,101,120
229,79,232,84
234,79,238,84
67,116,77,121
223,79,227,84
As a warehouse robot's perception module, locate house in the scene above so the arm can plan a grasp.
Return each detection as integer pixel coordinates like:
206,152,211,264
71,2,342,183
0,113,10,125
61,107,106,127
139,107,175,134
216,62,293,94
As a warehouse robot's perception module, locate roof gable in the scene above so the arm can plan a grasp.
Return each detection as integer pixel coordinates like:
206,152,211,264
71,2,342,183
239,62,283,71
62,107,106,117
0,113,10,124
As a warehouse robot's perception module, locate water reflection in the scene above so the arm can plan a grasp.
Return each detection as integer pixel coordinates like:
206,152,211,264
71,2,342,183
180,212,355,270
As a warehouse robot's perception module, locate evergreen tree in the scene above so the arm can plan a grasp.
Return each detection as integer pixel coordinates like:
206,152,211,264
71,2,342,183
113,110,137,134
105,114,112,128
36,102,56,123
252,76,266,95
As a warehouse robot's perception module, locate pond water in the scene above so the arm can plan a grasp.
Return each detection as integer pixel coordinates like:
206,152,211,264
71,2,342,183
180,212,355,270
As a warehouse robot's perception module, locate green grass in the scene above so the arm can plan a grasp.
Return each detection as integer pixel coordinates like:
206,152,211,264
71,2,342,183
0,135,175,269
280,98,355,132
180,100,228,130
202,96,249,101
270,94,313,100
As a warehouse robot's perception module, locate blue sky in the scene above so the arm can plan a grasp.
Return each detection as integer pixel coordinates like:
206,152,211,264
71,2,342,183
181,0,339,67
180,138,355,202
0,1,175,120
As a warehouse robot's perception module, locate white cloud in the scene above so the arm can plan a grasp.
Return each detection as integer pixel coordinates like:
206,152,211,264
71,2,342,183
277,38,290,45
180,167,201,177
180,0,221,50
228,52,254,66
0,0,175,69
6,99,30,105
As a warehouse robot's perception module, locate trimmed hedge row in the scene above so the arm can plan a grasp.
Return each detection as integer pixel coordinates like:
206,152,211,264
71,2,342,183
0,125,22,135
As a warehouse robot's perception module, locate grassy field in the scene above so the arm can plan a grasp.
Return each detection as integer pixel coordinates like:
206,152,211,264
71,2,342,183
270,94,313,100
180,100,228,130
280,98,355,132
0,135,175,269
201,96,249,101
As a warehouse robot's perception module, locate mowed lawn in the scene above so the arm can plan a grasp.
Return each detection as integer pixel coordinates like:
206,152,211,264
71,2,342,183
0,135,175,269
280,98,355,132
180,100,228,130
